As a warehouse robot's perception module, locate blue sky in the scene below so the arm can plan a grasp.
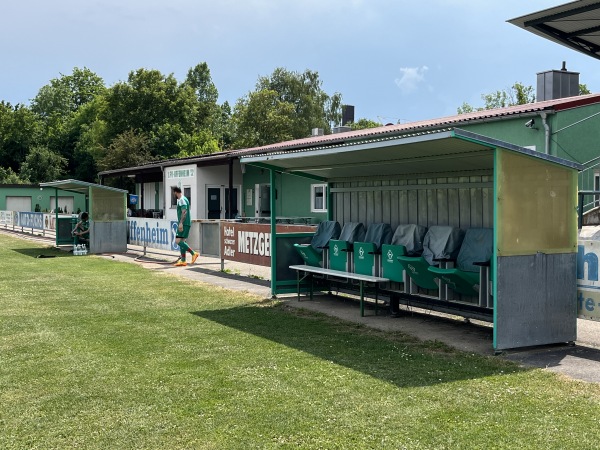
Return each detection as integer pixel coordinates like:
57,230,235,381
2,0,598,123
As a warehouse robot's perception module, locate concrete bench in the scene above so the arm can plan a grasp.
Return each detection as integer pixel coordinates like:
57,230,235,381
289,264,389,317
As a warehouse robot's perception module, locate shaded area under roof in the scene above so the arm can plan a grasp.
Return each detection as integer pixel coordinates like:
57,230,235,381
40,179,128,195
240,129,582,180
509,0,600,60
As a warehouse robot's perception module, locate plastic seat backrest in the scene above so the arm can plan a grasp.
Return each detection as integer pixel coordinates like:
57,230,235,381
338,222,366,244
421,226,465,266
362,223,393,252
391,224,427,256
310,221,341,252
456,228,493,272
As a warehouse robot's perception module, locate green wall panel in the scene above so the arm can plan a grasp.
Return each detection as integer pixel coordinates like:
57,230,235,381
242,166,327,223
0,186,86,212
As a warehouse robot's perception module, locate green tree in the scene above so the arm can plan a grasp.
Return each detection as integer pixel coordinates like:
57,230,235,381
19,146,67,183
0,102,42,171
233,89,295,148
102,69,199,158
233,68,342,148
175,130,220,157
31,67,106,118
458,82,535,114
457,81,594,114
456,102,475,115
185,62,219,129
580,83,591,95
0,166,27,184
98,130,153,172
212,101,235,150
349,118,383,131
30,68,106,178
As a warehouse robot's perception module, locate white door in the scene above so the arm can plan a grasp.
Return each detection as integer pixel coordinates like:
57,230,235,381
6,196,31,212
254,184,270,218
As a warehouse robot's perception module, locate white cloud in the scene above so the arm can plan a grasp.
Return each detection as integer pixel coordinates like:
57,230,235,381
394,66,429,94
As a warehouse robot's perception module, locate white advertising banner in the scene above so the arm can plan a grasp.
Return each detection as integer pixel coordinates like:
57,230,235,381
42,214,72,231
0,210,14,226
44,214,56,231
577,240,600,321
127,218,179,251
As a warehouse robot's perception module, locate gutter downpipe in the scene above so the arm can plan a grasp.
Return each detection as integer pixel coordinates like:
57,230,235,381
540,112,551,155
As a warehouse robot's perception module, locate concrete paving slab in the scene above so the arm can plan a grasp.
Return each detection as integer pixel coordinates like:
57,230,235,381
504,346,600,383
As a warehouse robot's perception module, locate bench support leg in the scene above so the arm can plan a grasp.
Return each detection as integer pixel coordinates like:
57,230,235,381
360,281,364,317
375,283,379,315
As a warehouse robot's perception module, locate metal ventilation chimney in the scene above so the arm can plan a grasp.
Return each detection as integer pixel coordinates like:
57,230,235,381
537,61,580,101
342,105,355,125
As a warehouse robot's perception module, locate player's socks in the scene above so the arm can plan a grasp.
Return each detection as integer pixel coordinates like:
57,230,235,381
179,241,189,253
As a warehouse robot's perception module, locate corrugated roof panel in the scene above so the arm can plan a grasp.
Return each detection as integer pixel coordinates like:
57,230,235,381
232,93,600,156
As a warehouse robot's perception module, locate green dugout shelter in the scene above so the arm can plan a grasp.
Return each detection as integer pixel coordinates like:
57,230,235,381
241,128,582,350
40,179,128,254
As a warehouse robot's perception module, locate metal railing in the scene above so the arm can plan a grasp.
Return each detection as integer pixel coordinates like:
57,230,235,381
578,190,600,229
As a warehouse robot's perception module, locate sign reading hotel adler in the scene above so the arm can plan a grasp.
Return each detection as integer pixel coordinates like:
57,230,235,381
221,222,315,267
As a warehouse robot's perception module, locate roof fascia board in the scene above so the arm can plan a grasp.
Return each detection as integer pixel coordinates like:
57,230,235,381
40,179,128,194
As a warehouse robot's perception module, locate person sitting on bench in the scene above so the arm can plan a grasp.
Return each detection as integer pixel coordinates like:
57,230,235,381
72,212,90,246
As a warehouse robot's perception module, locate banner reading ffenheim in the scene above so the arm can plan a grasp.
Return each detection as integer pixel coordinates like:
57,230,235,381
221,222,314,267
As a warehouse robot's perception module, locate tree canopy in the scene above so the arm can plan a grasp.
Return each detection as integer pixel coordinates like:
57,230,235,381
233,68,342,148
0,64,348,183
349,118,383,131
458,82,592,114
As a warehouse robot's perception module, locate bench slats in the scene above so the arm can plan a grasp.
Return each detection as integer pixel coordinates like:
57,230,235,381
289,265,389,283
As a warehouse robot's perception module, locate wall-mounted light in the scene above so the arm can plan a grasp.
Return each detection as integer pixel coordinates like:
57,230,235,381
525,119,538,130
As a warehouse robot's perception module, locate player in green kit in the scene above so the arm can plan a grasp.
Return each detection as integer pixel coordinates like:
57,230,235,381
173,187,199,267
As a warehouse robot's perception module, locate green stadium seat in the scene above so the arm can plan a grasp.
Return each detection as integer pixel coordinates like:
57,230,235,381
329,222,366,272
353,223,393,276
427,228,493,297
381,224,427,283
397,226,464,291
293,221,341,267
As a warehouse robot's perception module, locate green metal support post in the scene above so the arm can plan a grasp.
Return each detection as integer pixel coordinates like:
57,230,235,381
270,169,277,297
360,281,364,317
55,188,59,247
327,183,333,221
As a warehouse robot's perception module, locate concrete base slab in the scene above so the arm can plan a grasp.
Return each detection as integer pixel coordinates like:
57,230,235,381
504,346,600,383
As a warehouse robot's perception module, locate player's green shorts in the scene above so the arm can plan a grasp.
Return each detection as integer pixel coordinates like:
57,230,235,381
176,225,190,239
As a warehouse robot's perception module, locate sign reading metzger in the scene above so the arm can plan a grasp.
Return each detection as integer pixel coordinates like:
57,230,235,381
221,222,315,267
